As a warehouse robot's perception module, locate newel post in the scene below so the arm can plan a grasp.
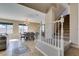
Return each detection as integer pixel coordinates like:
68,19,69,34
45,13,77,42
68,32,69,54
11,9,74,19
60,15,64,56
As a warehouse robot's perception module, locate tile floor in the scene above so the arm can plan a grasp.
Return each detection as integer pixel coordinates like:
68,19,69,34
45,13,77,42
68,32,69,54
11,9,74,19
1,39,79,56
0,39,43,56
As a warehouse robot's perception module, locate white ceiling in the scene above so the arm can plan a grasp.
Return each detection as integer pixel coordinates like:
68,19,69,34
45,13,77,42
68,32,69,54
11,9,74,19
20,3,57,13
0,3,69,23
0,3,45,23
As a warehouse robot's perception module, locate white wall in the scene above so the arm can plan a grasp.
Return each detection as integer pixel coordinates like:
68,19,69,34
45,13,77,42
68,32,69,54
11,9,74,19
70,4,78,45
45,7,55,39
78,4,79,46
55,4,69,20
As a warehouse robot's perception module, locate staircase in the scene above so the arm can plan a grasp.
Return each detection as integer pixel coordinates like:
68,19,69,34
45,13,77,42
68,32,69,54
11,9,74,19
63,15,70,51
41,15,70,51
55,15,70,51
36,15,70,56
63,15,70,41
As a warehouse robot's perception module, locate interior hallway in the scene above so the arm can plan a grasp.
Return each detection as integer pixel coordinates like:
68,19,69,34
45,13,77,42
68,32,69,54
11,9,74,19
0,39,43,56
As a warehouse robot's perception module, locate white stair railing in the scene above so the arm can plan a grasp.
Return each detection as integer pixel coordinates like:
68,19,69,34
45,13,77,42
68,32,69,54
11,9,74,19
39,15,64,56
53,15,64,56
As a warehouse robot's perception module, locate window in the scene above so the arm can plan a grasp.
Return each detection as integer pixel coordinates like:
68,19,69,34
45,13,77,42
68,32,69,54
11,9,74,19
41,24,45,32
19,24,28,34
0,24,6,34
41,24,45,37
7,25,13,34
0,23,13,34
24,26,28,32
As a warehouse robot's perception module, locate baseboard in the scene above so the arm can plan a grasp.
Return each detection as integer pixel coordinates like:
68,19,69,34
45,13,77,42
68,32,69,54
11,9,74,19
71,43,79,48
35,46,47,56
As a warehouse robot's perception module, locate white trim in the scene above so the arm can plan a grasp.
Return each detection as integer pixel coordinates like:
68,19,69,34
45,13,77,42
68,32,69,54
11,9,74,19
35,46,47,56
71,43,79,48
36,41,61,56
38,40,61,50
42,41,60,50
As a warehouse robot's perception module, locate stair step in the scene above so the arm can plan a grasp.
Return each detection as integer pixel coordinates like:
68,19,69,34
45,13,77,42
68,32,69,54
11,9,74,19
63,28,69,30
56,33,69,36
64,34,69,36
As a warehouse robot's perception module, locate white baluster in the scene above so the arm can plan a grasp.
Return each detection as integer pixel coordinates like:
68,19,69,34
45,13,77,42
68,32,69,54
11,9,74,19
55,23,57,47
58,22,60,47
58,22,60,56
53,24,55,45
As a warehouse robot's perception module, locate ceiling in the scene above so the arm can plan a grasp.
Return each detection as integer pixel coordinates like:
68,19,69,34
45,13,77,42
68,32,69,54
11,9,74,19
0,3,45,23
19,3,57,13
19,3,69,18
0,3,69,23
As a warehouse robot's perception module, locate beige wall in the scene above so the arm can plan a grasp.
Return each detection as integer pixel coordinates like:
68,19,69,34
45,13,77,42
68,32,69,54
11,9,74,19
28,22,40,33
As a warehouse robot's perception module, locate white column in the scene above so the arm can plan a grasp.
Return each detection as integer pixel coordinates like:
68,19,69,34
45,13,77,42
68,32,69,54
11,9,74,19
40,21,42,41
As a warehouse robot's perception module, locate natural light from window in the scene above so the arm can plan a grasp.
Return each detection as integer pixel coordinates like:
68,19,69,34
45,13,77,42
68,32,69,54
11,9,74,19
0,24,13,34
